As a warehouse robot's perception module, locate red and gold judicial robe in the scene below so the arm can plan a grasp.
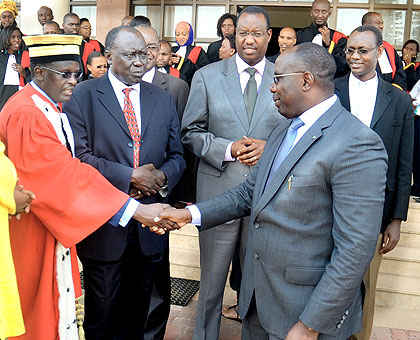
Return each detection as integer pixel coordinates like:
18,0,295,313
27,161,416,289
0,84,129,340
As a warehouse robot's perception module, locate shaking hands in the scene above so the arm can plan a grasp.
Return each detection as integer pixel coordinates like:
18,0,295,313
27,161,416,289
133,203,192,235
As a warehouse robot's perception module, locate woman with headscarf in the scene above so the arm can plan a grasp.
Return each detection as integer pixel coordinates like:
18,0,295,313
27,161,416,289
0,140,35,339
0,0,17,31
0,26,30,109
170,21,208,84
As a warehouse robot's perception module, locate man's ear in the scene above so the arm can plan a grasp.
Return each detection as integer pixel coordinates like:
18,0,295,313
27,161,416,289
87,64,92,73
105,50,112,66
377,44,384,59
33,66,45,82
302,71,314,91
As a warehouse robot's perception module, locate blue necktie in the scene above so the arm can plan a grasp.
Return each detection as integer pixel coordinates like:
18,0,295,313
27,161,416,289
267,117,304,182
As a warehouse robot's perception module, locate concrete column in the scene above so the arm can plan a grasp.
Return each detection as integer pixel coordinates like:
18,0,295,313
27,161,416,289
20,0,70,35
96,0,130,44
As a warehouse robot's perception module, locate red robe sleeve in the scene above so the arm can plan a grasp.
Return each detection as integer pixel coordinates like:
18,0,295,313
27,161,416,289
3,103,129,248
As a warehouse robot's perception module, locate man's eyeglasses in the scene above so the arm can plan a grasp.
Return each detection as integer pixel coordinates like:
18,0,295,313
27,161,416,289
40,66,82,79
80,26,91,30
237,31,266,38
344,46,379,56
147,44,159,52
273,72,306,84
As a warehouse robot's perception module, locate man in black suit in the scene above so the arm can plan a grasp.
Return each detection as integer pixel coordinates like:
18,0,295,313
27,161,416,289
334,25,413,340
63,26,185,340
133,23,191,340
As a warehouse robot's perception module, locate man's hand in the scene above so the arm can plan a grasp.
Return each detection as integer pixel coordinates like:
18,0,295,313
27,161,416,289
170,54,181,65
149,207,192,235
381,218,401,254
285,321,319,340
131,164,165,197
133,203,176,231
319,26,331,46
236,137,266,166
14,184,35,220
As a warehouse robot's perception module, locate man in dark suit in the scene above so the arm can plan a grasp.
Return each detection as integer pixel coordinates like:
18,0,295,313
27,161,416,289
133,23,190,340
63,26,185,340
156,42,388,340
334,25,413,340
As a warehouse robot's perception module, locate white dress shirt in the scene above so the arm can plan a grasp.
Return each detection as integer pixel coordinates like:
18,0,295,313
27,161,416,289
224,55,267,162
348,72,378,127
142,67,155,84
4,54,20,86
189,95,338,225
378,50,393,75
108,70,142,132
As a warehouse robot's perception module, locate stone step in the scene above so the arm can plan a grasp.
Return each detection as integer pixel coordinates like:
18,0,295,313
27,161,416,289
380,246,420,277
170,233,200,251
398,229,420,248
373,306,420,331
376,273,420,309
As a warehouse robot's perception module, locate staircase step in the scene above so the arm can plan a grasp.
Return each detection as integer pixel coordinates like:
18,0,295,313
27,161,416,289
398,230,420,247
401,221,420,234
375,273,420,309
373,306,420,331
170,233,199,251
380,246,420,277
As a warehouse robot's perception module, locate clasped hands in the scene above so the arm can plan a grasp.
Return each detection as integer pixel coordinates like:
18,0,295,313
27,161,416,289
133,204,192,234
231,136,266,166
130,163,166,199
13,182,36,220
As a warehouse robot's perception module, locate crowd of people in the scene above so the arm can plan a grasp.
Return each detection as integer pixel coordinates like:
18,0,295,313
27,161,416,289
0,0,417,339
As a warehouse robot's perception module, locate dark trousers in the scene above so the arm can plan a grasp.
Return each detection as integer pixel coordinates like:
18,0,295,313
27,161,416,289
412,116,420,196
144,248,171,340
80,224,163,340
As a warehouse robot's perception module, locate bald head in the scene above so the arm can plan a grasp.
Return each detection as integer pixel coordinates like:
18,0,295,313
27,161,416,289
37,6,53,26
121,15,134,26
278,27,296,53
312,0,331,10
362,12,384,33
310,0,331,27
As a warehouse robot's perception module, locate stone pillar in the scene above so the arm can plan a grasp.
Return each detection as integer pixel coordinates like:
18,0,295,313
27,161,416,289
20,0,70,35
96,0,130,44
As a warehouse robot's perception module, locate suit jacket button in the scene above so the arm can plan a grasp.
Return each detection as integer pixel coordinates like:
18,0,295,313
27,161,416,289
337,324,342,329
255,223,260,229
244,172,248,177
254,253,259,260
128,142,133,148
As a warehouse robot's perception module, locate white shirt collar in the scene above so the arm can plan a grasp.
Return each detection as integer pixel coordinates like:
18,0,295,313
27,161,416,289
142,67,155,84
235,54,266,77
299,94,338,127
349,72,378,88
107,69,140,94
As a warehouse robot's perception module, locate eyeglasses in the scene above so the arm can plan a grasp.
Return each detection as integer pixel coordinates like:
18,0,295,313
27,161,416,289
344,46,379,56
92,65,108,69
147,44,159,52
80,26,91,30
237,31,266,39
40,66,82,79
273,72,306,84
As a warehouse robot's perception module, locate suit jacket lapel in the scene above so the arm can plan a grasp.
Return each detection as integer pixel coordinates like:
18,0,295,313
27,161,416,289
334,75,351,111
248,62,274,135
152,70,168,91
371,78,391,129
220,57,249,131
97,75,131,139
140,81,156,136
253,100,343,218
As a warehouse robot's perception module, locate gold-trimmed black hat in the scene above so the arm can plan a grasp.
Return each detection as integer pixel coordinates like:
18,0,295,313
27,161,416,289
23,34,82,64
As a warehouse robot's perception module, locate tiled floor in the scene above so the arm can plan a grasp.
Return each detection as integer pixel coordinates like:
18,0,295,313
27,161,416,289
164,301,420,340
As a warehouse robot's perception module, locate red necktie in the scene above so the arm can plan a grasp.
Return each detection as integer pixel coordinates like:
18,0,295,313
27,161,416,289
122,88,141,168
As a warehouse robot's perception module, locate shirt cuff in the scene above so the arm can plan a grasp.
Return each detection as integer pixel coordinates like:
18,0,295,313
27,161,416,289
117,198,140,227
224,142,236,162
186,204,202,226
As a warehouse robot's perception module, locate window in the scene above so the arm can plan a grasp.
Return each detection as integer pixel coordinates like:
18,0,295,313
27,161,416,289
376,9,406,46
164,6,193,38
134,6,161,33
196,6,226,39
336,8,368,35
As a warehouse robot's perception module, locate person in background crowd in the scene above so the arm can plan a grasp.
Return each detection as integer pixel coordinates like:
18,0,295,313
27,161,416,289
0,26,29,110
64,26,185,340
1,32,172,340
37,6,53,28
86,51,107,79
79,17,105,79
334,25,413,340
62,12,80,35
156,39,188,82
42,20,61,34
207,13,237,63
401,39,420,91
0,0,17,31
121,15,134,26
267,27,297,63
218,33,236,60
0,141,34,339
171,21,209,84
362,12,407,90
181,6,283,340
130,15,151,27
296,0,348,77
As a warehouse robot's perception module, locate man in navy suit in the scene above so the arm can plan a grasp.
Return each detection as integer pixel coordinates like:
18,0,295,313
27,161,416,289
63,26,185,340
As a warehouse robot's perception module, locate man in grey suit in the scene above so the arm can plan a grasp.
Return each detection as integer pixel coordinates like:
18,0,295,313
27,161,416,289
181,6,283,340
155,43,388,340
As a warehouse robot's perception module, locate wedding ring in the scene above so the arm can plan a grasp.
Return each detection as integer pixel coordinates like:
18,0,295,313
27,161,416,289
138,191,141,195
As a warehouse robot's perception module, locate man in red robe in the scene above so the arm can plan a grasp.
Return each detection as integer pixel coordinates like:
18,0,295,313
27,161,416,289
0,34,172,340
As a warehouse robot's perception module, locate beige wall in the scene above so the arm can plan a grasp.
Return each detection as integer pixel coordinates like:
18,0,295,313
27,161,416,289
96,0,130,43
21,0,70,35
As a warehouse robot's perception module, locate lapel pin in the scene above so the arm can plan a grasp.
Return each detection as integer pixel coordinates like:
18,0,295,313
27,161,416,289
312,136,317,140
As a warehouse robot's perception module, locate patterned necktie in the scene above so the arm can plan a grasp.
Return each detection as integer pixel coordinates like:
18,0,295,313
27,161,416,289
122,88,141,168
267,117,305,182
244,67,257,122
